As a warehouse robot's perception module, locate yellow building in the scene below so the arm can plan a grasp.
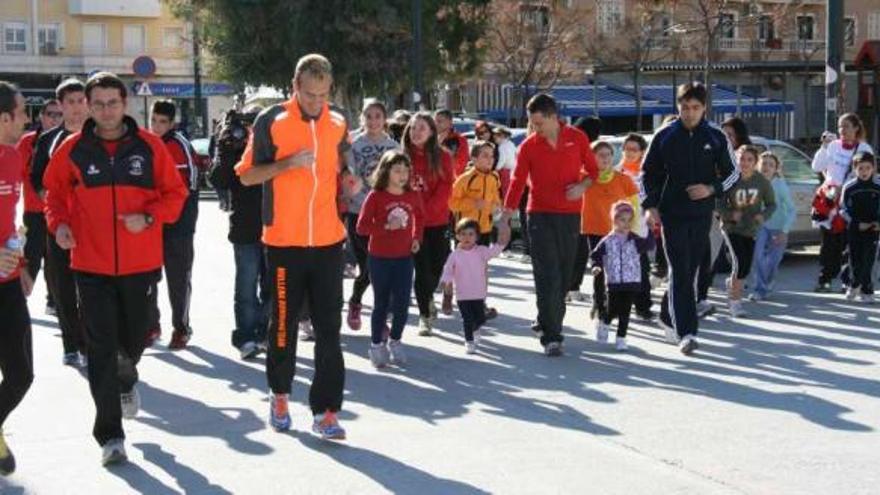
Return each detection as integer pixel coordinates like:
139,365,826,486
0,0,233,135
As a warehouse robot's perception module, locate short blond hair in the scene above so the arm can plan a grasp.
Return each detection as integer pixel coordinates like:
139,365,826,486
294,54,333,83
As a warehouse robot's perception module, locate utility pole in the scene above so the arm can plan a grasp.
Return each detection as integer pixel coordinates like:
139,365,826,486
411,0,423,110
825,0,844,130
192,5,208,137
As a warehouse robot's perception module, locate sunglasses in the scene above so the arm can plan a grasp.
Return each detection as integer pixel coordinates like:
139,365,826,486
45,111,62,118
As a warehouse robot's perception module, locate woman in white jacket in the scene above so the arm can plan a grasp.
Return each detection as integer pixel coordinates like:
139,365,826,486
811,113,873,292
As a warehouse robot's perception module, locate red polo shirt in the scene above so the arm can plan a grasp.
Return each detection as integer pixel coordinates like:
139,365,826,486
504,123,598,214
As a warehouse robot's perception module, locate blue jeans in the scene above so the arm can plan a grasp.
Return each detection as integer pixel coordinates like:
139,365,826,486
232,243,270,348
368,256,414,345
752,227,786,297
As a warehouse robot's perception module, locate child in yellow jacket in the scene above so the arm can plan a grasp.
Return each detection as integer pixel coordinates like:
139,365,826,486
445,140,502,318
449,140,502,245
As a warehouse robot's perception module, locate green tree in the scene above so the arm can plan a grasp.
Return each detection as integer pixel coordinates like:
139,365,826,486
165,0,490,109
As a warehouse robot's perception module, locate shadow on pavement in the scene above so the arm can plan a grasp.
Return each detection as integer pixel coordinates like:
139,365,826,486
291,430,491,495
133,442,233,494
104,460,179,495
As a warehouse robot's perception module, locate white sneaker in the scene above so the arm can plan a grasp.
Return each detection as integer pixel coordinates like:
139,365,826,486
729,300,748,319
615,337,628,351
658,318,678,344
846,287,859,301
388,339,407,366
368,343,390,369
299,320,315,341
696,300,715,318
418,317,432,336
860,293,875,304
679,335,699,356
594,321,610,343
747,293,764,302
239,341,259,360
465,341,477,354
120,387,140,419
101,438,127,466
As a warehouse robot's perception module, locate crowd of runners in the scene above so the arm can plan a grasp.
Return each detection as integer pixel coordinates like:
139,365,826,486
1,52,877,471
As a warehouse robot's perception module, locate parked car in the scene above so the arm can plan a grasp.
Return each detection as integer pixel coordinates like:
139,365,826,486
603,134,821,247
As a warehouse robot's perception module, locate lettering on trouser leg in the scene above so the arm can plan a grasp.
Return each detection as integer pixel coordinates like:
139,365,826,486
276,267,287,348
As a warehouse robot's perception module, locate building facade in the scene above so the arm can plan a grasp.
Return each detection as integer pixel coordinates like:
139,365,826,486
0,0,234,135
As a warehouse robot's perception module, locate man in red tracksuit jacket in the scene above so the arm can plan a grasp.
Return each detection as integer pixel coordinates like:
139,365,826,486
43,72,187,465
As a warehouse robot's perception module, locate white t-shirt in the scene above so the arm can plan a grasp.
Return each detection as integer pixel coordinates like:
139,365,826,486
812,140,874,186
496,138,517,172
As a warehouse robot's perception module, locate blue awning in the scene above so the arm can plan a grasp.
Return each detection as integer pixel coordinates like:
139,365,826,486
479,83,794,119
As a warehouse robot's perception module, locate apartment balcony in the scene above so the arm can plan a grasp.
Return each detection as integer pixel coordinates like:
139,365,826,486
787,39,826,55
68,0,161,18
0,49,193,77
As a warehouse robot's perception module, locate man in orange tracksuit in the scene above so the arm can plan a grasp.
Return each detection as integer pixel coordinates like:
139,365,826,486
236,54,354,440
43,72,187,465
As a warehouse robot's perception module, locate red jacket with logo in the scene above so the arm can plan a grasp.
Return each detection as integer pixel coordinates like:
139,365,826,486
408,146,454,228
43,116,187,276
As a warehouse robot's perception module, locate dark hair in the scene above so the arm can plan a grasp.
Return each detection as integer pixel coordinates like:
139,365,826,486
56,78,85,102
722,117,751,147
852,151,876,169
622,133,647,151
433,108,453,121
839,113,866,141
401,111,443,178
676,82,707,106
85,72,127,100
736,144,760,163
758,151,782,178
574,116,602,142
151,99,176,121
0,81,21,118
526,93,557,116
455,217,480,235
470,139,495,160
371,150,412,191
41,99,60,113
362,99,387,119
591,140,613,155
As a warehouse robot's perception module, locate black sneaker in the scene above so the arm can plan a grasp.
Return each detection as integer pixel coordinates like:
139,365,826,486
679,335,699,356
635,309,655,321
814,282,832,293
544,341,563,357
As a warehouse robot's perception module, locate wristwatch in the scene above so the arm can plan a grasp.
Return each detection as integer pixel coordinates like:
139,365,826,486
144,213,155,227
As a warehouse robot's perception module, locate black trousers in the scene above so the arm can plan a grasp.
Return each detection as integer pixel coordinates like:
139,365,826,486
570,234,593,292
518,188,530,255
23,212,51,301
634,251,653,313
848,229,879,294
76,270,156,446
45,234,86,354
819,227,847,285
413,225,451,318
345,213,371,305
149,234,195,332
660,215,712,338
605,291,635,338
0,279,33,429
459,299,487,342
528,213,579,345
266,243,345,415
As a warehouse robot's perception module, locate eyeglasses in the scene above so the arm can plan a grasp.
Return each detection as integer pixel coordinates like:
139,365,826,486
45,111,62,118
89,100,124,111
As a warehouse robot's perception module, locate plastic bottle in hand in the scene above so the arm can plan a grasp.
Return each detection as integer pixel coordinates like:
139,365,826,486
0,227,26,278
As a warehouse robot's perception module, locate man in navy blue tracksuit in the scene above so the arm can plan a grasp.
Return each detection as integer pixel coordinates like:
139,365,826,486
641,82,739,355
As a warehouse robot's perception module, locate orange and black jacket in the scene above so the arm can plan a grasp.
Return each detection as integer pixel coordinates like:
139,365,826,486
43,116,188,276
235,98,352,248
449,167,501,234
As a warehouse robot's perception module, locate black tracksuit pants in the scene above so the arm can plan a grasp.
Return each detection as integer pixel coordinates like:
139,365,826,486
46,234,86,354
659,215,712,339
266,243,345,415
150,234,195,332
819,227,848,285
345,213,371,305
528,213,579,345
76,270,156,446
413,225,451,318
848,229,879,295
0,279,34,429
23,212,52,307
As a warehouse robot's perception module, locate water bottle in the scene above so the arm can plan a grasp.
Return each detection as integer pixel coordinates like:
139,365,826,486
0,235,23,278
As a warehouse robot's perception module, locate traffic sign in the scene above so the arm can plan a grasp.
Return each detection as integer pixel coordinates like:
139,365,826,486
136,81,153,97
132,56,157,79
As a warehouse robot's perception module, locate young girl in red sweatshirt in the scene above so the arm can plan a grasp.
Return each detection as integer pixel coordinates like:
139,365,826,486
357,150,424,369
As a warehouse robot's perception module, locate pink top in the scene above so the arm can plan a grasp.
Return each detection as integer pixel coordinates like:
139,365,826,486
440,243,504,301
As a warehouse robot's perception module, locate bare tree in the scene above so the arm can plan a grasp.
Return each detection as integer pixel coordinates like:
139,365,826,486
586,0,675,131
485,0,592,122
